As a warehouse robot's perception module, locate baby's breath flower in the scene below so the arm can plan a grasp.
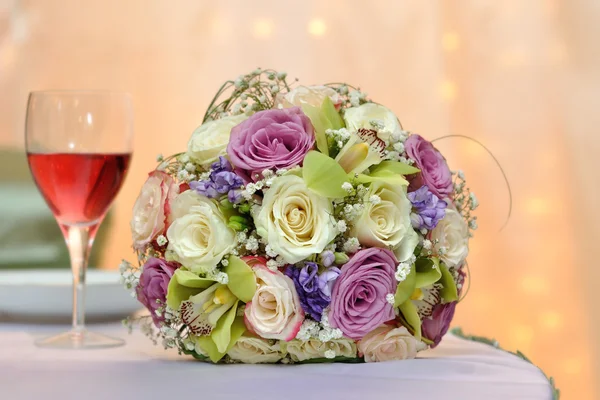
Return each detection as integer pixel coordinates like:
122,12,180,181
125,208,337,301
369,194,381,205
336,220,347,233
341,182,353,193
395,262,411,282
266,259,279,271
342,237,360,253
265,244,278,258
392,142,405,153
324,349,336,359
156,235,167,246
385,293,395,305
245,236,259,252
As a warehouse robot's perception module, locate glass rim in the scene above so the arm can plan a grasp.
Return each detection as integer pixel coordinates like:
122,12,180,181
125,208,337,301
28,90,132,97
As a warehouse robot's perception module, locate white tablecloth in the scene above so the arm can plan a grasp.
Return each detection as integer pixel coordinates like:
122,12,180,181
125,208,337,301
0,323,553,400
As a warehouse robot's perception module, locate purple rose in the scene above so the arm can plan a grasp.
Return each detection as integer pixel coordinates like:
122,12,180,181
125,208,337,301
421,302,457,347
285,262,341,321
226,107,315,182
329,248,398,340
136,257,178,326
408,185,447,230
404,134,453,199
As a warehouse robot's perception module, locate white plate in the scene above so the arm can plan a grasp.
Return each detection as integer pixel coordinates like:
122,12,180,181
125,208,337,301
0,269,143,323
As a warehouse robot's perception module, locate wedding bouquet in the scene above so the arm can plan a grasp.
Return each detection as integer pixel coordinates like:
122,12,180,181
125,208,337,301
121,69,478,364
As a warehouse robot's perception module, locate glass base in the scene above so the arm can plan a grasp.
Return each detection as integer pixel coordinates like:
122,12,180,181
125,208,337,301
35,330,125,349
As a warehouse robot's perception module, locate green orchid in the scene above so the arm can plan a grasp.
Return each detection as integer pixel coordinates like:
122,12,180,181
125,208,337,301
393,257,458,340
355,160,419,187
302,150,349,198
300,96,345,156
166,255,257,362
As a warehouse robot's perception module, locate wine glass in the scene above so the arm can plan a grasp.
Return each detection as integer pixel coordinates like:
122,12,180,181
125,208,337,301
25,91,133,349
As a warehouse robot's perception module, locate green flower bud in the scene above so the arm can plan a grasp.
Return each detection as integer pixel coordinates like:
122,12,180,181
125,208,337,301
334,252,349,265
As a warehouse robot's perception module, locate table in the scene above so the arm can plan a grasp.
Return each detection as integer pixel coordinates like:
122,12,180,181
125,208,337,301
0,322,553,400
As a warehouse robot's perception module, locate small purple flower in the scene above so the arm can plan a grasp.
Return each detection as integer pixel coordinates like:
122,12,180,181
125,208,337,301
319,250,335,267
213,171,244,194
408,185,447,230
211,156,233,173
228,189,243,204
318,267,340,297
190,156,244,201
285,262,340,321
189,180,219,198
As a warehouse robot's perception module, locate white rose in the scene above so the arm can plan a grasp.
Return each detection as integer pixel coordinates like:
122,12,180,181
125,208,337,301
255,174,337,264
227,337,282,364
277,85,341,108
344,103,402,142
352,181,418,262
244,262,305,341
430,208,469,267
284,338,357,362
166,190,236,274
357,325,426,362
130,170,179,250
187,114,248,164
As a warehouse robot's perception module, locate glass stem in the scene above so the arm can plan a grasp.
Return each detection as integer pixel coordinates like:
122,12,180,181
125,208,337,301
64,224,97,334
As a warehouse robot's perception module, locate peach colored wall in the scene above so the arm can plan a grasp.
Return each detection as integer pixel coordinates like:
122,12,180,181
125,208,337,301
1,1,597,398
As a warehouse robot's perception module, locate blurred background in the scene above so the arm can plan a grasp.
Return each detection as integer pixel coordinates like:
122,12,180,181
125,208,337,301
0,0,597,397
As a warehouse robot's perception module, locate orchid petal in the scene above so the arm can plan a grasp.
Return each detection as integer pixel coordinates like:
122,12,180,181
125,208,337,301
166,269,215,310
302,150,348,198
394,266,416,307
196,313,246,363
438,263,459,302
225,256,257,303
301,97,345,156
415,257,442,288
398,299,422,340
211,300,240,353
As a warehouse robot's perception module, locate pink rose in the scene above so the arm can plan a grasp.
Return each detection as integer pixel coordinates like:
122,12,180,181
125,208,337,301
130,170,179,250
404,134,453,199
329,248,398,340
226,107,315,182
136,257,178,326
243,256,305,341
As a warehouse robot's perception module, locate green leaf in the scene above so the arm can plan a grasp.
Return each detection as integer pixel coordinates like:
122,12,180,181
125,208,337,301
166,269,215,310
302,150,349,198
394,265,416,307
438,263,459,302
211,300,239,353
398,300,422,340
415,257,442,288
224,256,257,303
370,160,420,176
